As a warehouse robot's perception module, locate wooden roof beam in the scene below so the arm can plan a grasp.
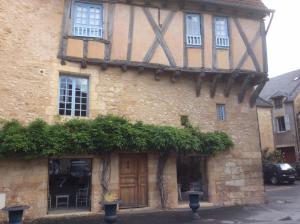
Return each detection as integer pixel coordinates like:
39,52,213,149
195,72,206,97
249,77,269,107
224,73,238,97
210,74,222,98
238,74,255,103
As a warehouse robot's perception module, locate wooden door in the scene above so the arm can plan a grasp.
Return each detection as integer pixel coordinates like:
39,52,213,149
119,154,148,208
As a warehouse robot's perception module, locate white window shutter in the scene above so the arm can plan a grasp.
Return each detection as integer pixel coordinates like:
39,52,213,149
273,117,278,133
285,115,291,131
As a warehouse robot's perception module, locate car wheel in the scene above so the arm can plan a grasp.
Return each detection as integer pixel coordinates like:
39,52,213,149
270,176,279,185
288,180,295,185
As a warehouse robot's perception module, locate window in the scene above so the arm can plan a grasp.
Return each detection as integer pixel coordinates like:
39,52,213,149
276,116,286,132
185,14,202,46
73,2,103,38
215,17,229,48
216,104,226,121
274,98,283,109
59,76,89,117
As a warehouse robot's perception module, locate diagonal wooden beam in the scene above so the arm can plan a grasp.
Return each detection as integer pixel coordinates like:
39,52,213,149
224,73,238,97
195,72,205,97
143,11,175,64
236,30,260,70
234,18,261,72
210,74,222,98
249,77,269,107
260,20,268,73
143,8,177,67
238,74,254,103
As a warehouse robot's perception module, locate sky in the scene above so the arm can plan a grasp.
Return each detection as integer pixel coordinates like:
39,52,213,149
262,0,300,77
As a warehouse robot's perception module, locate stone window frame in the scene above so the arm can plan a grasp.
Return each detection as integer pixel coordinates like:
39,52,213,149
58,75,89,117
216,104,226,121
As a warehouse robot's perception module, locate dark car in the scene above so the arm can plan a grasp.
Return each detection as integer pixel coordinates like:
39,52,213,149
293,162,300,179
263,163,296,185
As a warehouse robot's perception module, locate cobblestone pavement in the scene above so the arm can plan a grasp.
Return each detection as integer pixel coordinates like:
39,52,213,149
26,181,300,224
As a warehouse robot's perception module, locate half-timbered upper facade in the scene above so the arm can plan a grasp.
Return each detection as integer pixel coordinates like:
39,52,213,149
59,0,271,108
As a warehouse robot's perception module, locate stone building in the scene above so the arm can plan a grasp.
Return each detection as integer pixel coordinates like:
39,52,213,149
0,0,271,221
258,69,300,163
256,96,275,155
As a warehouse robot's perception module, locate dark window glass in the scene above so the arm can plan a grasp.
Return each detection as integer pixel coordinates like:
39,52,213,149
274,98,283,109
277,116,286,132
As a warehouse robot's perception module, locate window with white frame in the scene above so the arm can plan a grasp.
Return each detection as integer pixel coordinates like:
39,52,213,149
185,14,202,46
216,104,226,121
276,116,286,132
275,116,291,133
73,2,103,38
215,17,229,48
59,76,89,117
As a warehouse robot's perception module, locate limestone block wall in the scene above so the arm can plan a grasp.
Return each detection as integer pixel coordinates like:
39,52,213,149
0,159,48,221
257,107,275,153
0,0,265,219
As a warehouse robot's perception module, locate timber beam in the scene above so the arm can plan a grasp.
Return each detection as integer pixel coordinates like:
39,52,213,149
210,74,222,98
60,56,265,87
171,71,181,83
155,69,163,81
249,77,269,107
121,64,128,72
224,73,238,97
195,72,206,97
238,74,255,103
138,66,145,74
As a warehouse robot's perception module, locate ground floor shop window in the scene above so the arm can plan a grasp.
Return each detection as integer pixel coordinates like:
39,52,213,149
48,159,92,212
177,155,208,203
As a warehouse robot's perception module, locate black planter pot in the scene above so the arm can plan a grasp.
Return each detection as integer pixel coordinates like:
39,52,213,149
2,205,29,224
187,191,203,220
102,201,119,224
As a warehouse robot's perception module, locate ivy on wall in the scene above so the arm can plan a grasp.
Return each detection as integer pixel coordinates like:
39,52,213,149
0,115,233,158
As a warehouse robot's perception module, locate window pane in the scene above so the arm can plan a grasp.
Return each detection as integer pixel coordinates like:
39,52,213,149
215,17,229,48
73,3,103,38
186,14,201,46
217,104,226,121
59,76,88,117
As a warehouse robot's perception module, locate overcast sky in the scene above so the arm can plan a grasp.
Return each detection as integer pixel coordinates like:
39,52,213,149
262,0,300,77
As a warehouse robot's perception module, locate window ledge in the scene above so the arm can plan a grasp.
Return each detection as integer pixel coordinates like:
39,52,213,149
216,46,230,50
276,131,288,134
65,35,110,44
186,45,202,49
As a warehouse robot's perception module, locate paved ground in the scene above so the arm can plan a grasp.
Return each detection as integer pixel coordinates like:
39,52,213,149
27,181,300,224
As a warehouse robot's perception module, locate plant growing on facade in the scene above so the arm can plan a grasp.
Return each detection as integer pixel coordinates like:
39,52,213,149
0,115,233,157
0,115,234,208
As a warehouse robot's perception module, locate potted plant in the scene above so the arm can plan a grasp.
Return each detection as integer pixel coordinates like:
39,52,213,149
2,205,29,224
187,191,203,220
101,192,120,224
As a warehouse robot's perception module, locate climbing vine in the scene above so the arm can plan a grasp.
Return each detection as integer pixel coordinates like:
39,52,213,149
0,115,233,158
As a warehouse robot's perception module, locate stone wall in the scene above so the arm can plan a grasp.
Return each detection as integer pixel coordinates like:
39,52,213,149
257,107,275,153
0,154,178,222
0,0,265,221
0,159,48,221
